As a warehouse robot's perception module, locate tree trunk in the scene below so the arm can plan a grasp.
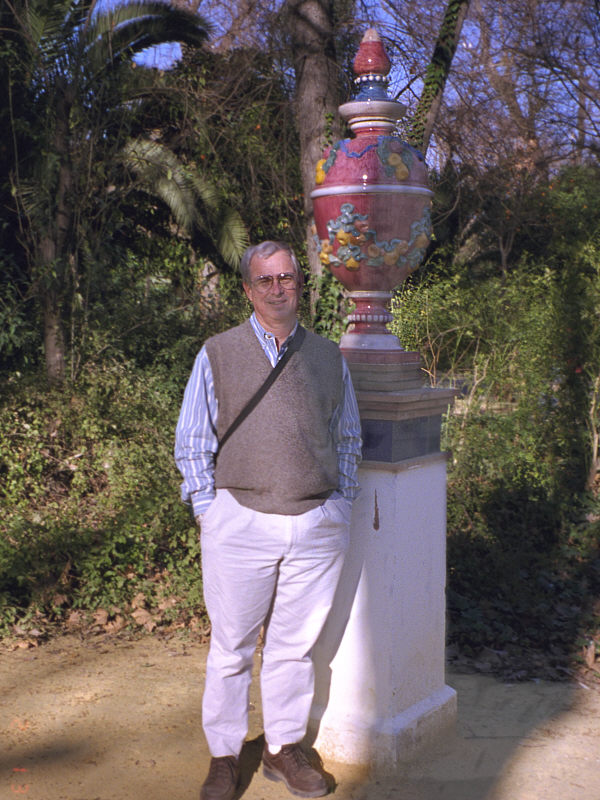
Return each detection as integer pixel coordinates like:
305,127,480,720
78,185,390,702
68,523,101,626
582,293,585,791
39,85,72,384
43,288,66,384
586,374,600,492
406,0,470,154
285,0,344,310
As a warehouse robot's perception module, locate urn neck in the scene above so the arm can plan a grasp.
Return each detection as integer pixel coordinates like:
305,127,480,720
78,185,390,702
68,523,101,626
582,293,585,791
339,100,405,138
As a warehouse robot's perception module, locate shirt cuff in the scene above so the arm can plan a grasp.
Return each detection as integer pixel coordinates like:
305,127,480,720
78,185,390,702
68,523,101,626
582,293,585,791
191,490,215,517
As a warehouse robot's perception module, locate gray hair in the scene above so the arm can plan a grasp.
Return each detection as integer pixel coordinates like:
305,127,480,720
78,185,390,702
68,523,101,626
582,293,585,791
240,241,303,287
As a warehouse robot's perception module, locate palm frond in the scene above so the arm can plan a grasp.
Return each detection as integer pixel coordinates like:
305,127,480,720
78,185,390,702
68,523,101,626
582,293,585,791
122,137,198,229
122,138,248,264
216,209,249,268
190,173,219,211
152,175,197,230
84,2,213,76
20,3,68,66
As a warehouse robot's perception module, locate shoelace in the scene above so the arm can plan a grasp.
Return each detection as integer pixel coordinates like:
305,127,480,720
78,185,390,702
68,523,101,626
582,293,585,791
279,745,311,773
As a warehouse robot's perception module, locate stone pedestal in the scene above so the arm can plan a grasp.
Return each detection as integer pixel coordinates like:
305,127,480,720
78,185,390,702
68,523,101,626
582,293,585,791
308,360,457,772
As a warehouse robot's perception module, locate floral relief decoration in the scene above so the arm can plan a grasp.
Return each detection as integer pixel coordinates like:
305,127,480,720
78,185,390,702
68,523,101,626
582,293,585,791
377,138,415,181
316,202,432,273
315,143,341,184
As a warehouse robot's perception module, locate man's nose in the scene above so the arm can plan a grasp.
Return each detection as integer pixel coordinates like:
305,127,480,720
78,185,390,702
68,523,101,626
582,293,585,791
271,278,285,295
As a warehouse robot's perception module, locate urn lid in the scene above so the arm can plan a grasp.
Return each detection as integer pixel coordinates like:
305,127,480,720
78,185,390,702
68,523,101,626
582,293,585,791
339,28,406,134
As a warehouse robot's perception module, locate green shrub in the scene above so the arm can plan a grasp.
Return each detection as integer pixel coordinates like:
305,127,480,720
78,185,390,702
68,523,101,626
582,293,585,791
0,362,203,634
391,264,600,662
308,268,348,343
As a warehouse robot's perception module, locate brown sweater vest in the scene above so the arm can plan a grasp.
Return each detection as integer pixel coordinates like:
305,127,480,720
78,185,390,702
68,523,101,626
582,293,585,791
205,320,343,515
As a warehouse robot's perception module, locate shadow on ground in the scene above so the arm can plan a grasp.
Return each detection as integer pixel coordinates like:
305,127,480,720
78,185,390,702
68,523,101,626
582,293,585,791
3,635,600,800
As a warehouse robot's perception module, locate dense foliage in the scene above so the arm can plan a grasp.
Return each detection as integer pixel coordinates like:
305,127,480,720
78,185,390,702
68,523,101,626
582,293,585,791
390,165,600,676
0,273,250,638
0,0,246,384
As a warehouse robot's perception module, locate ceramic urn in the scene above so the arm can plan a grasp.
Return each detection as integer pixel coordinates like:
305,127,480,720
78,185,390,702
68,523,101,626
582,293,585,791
311,29,432,354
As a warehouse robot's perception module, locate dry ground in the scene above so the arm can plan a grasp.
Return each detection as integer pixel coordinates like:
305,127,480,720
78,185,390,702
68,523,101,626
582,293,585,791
3,634,600,800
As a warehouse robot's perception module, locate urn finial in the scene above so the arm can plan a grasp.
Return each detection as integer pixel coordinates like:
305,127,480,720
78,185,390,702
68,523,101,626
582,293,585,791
352,28,391,101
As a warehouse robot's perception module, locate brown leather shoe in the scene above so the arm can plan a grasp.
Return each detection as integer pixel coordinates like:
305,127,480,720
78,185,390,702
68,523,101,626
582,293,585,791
200,755,239,800
262,743,328,798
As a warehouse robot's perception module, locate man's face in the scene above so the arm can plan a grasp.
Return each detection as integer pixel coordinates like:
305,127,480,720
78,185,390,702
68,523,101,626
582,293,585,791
243,250,301,333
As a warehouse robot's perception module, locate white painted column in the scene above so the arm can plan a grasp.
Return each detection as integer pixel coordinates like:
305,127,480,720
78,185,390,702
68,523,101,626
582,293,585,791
309,454,457,772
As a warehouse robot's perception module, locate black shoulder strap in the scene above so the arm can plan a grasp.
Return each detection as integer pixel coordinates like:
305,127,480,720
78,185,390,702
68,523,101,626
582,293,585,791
218,325,306,450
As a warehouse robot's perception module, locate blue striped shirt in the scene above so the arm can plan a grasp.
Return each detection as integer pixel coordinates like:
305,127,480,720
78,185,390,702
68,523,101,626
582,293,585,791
175,313,362,517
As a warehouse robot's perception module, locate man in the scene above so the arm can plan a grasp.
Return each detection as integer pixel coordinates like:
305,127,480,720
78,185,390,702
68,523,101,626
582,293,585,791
175,241,361,800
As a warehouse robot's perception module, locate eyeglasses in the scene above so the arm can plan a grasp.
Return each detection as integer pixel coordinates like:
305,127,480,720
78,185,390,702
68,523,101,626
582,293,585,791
250,272,298,294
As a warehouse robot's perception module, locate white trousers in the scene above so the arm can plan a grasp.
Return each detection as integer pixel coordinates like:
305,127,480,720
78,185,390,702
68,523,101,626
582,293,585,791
200,488,350,757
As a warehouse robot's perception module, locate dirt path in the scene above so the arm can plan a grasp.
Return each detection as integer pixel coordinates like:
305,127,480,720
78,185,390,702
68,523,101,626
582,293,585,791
3,634,600,800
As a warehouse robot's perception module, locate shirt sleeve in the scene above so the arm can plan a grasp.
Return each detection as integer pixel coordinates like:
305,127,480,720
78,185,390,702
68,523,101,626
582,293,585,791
332,358,362,501
174,346,218,517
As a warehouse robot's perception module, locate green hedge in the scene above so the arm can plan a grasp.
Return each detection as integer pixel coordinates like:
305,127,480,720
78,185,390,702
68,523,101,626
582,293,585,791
392,265,600,666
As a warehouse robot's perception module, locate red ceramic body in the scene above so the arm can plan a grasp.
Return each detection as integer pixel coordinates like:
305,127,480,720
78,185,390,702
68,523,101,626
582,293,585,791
312,133,432,293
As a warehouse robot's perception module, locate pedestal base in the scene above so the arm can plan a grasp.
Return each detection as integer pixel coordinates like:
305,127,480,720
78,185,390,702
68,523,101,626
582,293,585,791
310,685,457,772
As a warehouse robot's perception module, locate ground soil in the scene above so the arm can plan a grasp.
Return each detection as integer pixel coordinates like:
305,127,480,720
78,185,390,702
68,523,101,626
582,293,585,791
3,634,600,800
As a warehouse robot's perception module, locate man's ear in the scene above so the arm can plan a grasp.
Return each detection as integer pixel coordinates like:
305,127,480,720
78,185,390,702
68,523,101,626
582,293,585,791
243,282,253,302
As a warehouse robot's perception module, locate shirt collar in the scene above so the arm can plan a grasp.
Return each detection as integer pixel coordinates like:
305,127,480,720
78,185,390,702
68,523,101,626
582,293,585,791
250,312,298,349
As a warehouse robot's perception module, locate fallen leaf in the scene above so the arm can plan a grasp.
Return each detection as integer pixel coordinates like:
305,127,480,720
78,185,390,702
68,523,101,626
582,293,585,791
105,616,126,634
52,594,68,607
157,597,178,612
131,593,147,610
583,641,596,669
131,608,156,631
93,609,109,627
66,610,83,628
